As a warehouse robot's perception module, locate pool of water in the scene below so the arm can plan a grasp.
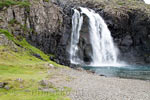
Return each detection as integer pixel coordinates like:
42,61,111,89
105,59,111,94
82,65,150,80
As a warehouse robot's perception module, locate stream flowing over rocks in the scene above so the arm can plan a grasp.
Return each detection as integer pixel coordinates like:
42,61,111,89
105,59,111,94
0,0,150,65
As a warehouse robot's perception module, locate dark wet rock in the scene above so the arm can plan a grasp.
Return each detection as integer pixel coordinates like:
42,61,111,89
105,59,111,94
53,59,60,64
99,74,106,77
70,64,81,69
144,56,150,63
86,70,96,74
76,67,84,71
0,82,8,88
50,56,54,61
32,53,43,60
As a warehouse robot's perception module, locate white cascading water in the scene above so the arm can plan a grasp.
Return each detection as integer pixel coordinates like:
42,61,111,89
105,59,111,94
70,7,121,66
143,0,150,4
70,9,83,64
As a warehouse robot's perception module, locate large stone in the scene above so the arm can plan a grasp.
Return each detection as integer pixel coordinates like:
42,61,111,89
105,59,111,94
39,80,49,86
0,82,8,88
4,85,10,90
144,56,150,63
0,34,16,48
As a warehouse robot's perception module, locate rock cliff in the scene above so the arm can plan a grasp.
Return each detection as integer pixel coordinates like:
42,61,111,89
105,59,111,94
0,0,150,65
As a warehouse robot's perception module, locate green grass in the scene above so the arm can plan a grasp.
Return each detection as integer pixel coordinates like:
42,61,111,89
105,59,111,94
0,63,70,100
0,0,30,9
8,19,19,25
0,29,13,40
0,64,70,100
0,29,66,67
0,29,70,100
43,0,50,2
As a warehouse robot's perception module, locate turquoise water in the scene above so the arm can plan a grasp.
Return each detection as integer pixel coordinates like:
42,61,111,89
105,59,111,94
83,65,150,80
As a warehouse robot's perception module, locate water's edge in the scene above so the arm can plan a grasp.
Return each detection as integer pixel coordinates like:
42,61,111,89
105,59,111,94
82,65,150,81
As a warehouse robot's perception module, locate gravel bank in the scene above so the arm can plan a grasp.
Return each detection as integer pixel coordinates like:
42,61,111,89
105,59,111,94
48,67,150,100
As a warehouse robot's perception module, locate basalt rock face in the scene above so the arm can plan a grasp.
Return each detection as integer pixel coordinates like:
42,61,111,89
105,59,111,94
28,0,63,54
0,0,150,65
0,0,63,53
0,0,67,64
98,4,150,64
54,0,150,65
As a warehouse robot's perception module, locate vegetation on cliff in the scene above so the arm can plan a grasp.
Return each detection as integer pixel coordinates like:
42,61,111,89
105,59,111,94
0,0,30,9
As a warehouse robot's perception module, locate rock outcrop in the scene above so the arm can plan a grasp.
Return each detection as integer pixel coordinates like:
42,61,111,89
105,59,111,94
0,0,63,53
0,34,15,46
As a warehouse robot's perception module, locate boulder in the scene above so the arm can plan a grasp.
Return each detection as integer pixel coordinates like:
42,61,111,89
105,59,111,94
0,82,8,88
4,85,10,90
0,34,16,48
39,80,49,87
32,53,43,60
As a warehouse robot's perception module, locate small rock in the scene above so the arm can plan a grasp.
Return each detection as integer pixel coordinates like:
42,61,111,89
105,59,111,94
86,70,95,74
48,63,55,69
20,85,24,88
50,56,54,61
4,85,10,90
0,82,4,88
39,80,49,86
32,53,43,60
54,59,60,64
76,67,84,71
16,78,23,83
38,87,42,90
0,82,8,88
99,74,106,77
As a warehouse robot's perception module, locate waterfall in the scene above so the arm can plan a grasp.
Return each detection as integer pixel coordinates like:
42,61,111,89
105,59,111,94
143,0,150,4
70,7,121,66
70,9,83,64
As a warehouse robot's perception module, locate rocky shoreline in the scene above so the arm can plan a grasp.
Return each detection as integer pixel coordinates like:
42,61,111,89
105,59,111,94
47,66,150,100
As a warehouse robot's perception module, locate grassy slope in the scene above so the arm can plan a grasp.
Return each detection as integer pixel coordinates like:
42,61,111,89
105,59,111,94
0,29,70,100
0,0,30,9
